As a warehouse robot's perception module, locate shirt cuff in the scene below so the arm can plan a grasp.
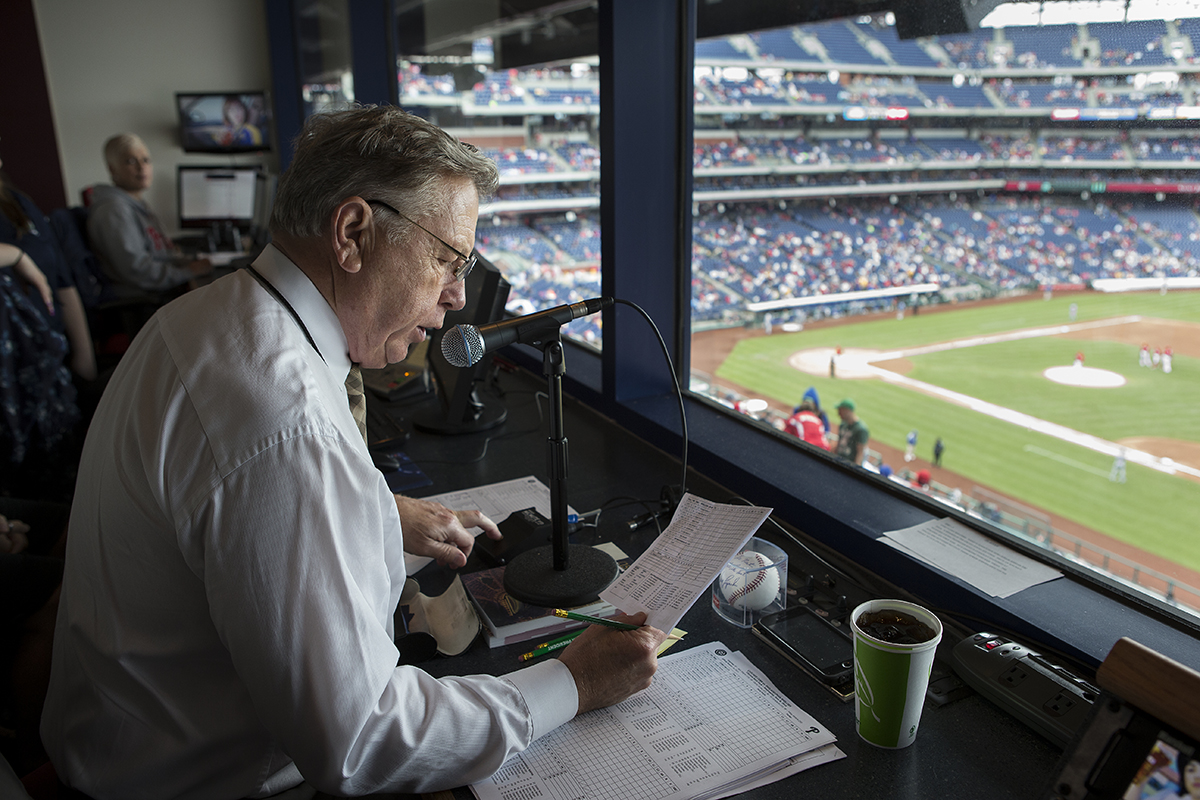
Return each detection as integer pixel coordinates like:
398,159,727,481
505,657,578,740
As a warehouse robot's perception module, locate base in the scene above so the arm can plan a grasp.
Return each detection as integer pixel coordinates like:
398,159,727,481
503,544,620,607
411,397,507,435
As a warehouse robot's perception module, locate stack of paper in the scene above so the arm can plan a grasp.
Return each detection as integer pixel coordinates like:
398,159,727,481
471,642,843,800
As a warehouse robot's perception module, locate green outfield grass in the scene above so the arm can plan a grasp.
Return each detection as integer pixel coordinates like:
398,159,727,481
712,291,1200,575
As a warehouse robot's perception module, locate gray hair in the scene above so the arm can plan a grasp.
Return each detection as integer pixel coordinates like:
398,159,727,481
270,106,499,241
103,133,147,171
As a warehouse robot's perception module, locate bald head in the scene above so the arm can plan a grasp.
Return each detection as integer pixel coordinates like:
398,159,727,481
103,134,153,197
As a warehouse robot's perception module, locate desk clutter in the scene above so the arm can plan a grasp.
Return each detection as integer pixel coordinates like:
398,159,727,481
385,368,1068,798
396,469,1091,798
470,642,844,800
461,563,625,648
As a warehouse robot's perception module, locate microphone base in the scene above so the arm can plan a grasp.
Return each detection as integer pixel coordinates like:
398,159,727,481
411,397,507,436
503,544,620,608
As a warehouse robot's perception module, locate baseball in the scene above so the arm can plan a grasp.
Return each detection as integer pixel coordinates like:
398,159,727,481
719,550,781,611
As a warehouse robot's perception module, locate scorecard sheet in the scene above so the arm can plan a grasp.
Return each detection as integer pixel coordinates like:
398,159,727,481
600,494,772,632
470,642,843,800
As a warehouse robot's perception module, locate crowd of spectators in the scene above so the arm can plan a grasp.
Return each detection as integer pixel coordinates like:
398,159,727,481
388,14,1200,115
384,16,1200,335
477,194,1200,328
690,132,1193,172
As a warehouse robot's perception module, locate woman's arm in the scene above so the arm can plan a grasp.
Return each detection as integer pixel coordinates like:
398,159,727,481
1,243,55,313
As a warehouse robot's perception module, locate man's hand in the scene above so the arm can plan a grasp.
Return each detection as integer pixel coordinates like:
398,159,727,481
393,495,501,569
0,515,30,555
557,612,667,715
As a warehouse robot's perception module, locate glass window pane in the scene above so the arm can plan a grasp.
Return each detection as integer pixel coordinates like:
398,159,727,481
295,0,355,116
689,4,1200,622
394,3,603,350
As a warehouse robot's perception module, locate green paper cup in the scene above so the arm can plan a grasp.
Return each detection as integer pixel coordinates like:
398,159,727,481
851,599,943,749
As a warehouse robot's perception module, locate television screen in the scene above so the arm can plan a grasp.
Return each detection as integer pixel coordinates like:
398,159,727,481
176,92,271,154
1121,732,1199,800
177,166,260,229
414,253,511,435
1045,688,1200,800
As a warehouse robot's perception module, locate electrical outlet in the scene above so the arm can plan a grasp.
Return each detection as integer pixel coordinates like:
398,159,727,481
950,632,1098,747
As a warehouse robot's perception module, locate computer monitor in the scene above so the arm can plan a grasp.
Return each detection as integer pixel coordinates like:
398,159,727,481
413,253,511,435
178,166,260,228
176,92,271,154
177,165,263,253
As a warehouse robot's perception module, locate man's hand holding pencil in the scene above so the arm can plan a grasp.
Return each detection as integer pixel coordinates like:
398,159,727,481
519,611,684,662
555,611,670,715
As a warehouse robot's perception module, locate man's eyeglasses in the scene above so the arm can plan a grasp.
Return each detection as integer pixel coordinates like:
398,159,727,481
365,199,477,282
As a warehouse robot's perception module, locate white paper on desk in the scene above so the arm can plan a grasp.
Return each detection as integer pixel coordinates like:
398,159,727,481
403,476,578,575
703,744,845,800
470,642,841,800
880,518,1063,598
599,493,772,633
205,251,243,266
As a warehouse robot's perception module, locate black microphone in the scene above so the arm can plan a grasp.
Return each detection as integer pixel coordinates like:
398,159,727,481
441,297,612,367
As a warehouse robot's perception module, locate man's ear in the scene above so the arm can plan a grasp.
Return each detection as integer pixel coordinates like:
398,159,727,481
331,197,372,274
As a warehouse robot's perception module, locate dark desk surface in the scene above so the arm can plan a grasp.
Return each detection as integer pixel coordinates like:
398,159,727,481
382,363,1062,799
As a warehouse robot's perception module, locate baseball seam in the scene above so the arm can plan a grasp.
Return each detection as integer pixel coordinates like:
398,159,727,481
727,556,769,605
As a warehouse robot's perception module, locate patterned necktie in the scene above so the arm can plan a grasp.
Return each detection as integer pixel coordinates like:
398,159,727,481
345,364,368,444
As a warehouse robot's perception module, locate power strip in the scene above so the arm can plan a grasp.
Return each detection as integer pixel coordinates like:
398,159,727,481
950,632,1099,747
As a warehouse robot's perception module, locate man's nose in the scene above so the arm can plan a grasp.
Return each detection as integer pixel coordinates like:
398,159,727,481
442,278,466,312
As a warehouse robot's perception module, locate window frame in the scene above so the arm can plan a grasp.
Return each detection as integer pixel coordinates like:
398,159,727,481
265,0,1200,668
581,0,1200,670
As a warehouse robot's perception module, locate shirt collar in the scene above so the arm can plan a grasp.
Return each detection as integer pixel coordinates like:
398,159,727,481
251,244,353,379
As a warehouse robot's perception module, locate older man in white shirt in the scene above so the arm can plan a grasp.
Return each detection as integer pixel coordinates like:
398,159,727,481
42,106,665,800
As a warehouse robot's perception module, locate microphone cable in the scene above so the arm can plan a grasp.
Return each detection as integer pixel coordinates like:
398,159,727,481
614,299,688,500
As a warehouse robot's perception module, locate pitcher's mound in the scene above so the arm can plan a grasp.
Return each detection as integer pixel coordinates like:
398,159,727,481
1044,365,1126,388
788,348,881,379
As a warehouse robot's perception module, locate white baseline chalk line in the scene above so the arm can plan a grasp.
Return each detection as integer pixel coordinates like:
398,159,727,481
870,315,1143,361
1024,445,1113,479
858,316,1200,480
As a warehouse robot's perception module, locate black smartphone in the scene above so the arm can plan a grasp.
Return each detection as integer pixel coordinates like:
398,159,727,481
752,605,855,695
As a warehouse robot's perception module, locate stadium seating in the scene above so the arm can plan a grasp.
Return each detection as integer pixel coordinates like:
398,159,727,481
387,13,1200,329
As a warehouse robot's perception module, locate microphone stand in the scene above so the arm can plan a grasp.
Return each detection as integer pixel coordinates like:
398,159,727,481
503,334,620,607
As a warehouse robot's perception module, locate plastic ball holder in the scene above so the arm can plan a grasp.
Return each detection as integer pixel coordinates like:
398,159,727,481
711,537,788,628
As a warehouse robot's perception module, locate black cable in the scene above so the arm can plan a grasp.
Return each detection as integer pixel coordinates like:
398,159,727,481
614,299,688,499
595,495,663,522
725,496,875,597
409,387,544,466
409,423,540,465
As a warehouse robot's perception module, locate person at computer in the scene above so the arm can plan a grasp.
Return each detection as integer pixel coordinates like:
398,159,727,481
86,133,212,294
42,105,668,800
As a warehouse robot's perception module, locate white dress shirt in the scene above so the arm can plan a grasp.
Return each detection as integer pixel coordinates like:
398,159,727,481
42,245,578,800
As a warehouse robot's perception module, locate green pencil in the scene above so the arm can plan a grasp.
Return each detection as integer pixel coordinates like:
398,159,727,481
519,630,583,662
552,609,639,630
534,631,586,651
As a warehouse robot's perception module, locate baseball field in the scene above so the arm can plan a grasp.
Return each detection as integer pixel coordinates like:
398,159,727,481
696,290,1200,597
